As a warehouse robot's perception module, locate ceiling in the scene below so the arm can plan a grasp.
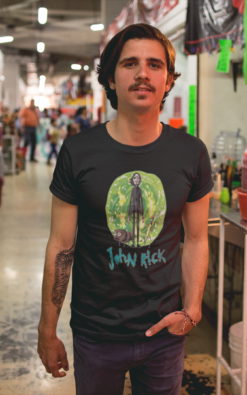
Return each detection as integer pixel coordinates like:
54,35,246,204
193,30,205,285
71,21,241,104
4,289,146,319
0,0,129,79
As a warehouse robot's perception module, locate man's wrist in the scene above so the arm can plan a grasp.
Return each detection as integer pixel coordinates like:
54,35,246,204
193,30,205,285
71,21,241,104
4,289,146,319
38,322,57,338
182,306,202,324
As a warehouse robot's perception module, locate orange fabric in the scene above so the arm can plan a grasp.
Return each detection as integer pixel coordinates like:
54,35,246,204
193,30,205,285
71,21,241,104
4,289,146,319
19,107,39,127
169,118,184,129
232,0,245,14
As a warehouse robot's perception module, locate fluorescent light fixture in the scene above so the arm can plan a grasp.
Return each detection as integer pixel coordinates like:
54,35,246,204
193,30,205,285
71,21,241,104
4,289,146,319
90,24,104,31
38,7,48,24
84,65,89,71
37,42,45,53
39,75,46,92
71,64,81,70
0,36,14,44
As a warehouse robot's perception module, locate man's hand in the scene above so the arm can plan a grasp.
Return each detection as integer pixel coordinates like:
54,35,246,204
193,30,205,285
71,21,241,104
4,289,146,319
37,333,69,378
145,311,194,337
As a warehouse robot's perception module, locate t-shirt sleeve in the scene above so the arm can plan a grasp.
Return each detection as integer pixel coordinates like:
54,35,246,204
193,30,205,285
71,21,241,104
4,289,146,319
187,142,214,202
49,142,78,205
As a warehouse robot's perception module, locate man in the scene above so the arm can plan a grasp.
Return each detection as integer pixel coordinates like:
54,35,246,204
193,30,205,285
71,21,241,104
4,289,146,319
38,24,213,395
19,99,39,162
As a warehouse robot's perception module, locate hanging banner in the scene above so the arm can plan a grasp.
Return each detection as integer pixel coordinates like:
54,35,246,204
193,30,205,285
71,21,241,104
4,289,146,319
188,85,197,136
184,0,245,54
100,0,178,53
216,39,232,72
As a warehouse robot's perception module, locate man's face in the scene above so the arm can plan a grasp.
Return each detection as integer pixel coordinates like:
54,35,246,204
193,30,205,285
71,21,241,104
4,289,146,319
109,39,173,113
30,100,35,108
133,174,140,186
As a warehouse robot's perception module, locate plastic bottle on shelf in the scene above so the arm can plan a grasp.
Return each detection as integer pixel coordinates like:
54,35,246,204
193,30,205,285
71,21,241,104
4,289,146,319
227,158,233,190
219,157,228,188
212,130,246,165
231,160,240,201
242,147,247,193
211,152,220,173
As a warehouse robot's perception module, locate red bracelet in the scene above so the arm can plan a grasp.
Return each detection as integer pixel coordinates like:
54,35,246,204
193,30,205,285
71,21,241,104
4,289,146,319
175,309,197,333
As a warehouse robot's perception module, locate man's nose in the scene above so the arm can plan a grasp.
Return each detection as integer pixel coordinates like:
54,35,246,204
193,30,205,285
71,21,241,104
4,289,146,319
134,64,150,81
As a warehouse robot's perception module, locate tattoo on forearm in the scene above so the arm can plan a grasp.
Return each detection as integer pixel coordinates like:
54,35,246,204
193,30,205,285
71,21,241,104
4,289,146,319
51,244,75,315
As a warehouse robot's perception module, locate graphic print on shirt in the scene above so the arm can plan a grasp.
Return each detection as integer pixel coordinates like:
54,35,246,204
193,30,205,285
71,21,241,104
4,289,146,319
105,171,166,248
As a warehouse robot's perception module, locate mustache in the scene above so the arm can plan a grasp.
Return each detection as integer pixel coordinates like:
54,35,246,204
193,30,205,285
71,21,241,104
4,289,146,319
128,82,156,92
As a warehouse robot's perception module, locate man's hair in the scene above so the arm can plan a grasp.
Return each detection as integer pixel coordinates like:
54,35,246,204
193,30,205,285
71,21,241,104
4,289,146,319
97,23,181,111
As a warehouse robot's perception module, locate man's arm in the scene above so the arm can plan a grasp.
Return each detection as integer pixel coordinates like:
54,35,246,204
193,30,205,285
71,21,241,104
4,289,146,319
37,195,78,378
145,194,209,337
181,193,210,323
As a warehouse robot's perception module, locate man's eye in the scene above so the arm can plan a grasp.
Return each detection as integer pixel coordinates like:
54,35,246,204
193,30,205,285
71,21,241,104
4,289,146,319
125,62,135,67
150,63,160,68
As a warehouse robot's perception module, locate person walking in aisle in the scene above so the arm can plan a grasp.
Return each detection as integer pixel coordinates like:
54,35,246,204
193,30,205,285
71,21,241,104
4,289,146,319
38,24,213,395
19,99,40,162
47,119,60,166
74,106,91,133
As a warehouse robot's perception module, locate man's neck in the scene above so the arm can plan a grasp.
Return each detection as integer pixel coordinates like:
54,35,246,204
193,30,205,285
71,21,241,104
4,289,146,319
106,108,162,146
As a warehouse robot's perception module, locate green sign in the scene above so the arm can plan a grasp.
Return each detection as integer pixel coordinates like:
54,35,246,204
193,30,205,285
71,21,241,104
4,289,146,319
244,0,247,84
216,39,232,73
188,85,196,136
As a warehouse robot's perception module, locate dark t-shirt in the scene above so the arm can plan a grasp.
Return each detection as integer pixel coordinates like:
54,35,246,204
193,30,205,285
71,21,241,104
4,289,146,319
50,122,213,341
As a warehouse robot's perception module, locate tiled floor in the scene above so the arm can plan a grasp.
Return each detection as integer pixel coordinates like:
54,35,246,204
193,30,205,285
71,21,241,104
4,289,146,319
0,160,232,394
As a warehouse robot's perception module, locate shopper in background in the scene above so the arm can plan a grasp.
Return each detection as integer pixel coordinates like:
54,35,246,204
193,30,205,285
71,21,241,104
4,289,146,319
40,108,51,140
56,108,68,129
38,23,213,395
47,119,60,166
74,106,91,133
19,99,40,162
56,109,68,140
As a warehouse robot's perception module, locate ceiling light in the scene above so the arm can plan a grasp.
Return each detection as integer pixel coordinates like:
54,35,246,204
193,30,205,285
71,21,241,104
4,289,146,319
84,65,89,71
39,75,46,92
37,42,45,53
90,24,104,31
71,64,81,70
38,7,48,24
0,76,5,81
0,36,14,44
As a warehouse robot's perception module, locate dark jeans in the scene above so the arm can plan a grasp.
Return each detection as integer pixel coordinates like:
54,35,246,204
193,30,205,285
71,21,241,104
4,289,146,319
48,143,58,161
24,126,37,160
73,331,186,395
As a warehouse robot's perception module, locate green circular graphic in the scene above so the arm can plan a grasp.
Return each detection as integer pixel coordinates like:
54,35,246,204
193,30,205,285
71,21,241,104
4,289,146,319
105,171,166,247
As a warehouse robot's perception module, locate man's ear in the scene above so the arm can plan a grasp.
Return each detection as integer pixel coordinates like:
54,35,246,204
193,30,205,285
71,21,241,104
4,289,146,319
108,76,116,90
165,74,173,92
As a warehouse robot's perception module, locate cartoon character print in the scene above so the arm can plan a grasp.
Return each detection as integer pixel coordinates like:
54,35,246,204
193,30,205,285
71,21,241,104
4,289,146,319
105,171,166,248
113,229,133,247
128,173,144,247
